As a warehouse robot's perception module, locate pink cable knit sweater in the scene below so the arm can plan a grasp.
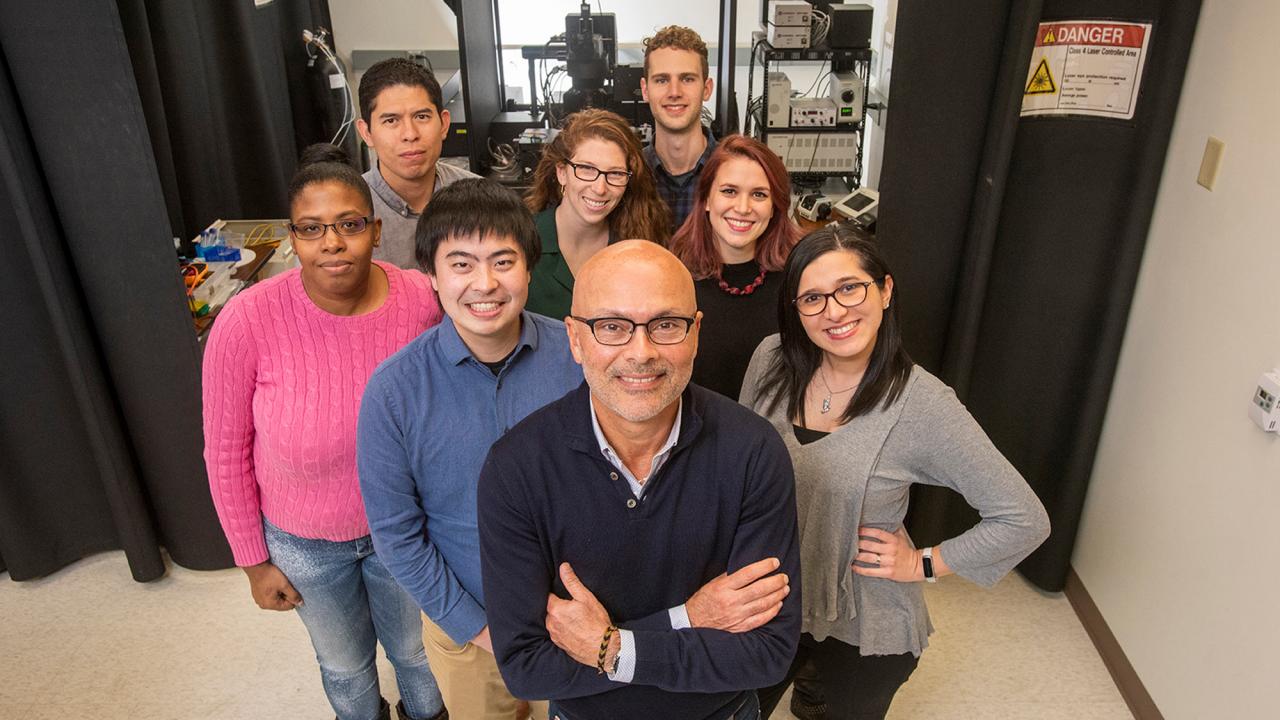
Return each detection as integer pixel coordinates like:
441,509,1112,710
202,262,441,566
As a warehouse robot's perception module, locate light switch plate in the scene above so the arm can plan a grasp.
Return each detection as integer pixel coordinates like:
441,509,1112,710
1197,136,1225,190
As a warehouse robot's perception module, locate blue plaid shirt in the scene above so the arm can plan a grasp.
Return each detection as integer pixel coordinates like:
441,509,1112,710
643,126,717,235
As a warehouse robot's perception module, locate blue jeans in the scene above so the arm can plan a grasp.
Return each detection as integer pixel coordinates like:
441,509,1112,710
549,691,759,720
264,519,444,720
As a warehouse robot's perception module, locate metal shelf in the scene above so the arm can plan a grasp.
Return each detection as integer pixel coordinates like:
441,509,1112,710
748,32,872,180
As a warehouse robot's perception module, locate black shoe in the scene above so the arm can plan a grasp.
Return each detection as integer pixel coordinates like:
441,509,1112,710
789,696,827,720
396,700,448,720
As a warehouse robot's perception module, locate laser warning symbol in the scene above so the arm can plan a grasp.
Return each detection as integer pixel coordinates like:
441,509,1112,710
1025,58,1056,95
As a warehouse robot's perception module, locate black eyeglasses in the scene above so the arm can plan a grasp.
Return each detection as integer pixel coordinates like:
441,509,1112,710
570,315,695,346
793,279,881,316
565,161,632,187
288,216,373,241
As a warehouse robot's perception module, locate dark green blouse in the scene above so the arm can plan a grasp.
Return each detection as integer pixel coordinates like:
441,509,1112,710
527,206,618,321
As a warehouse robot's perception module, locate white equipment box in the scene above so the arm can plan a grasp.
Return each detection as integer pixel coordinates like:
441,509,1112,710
768,0,812,26
830,70,865,125
766,22,811,49
832,186,879,225
767,72,792,127
767,132,859,173
791,98,837,127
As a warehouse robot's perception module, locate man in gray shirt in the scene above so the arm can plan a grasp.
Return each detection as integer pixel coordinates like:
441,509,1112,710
356,58,478,269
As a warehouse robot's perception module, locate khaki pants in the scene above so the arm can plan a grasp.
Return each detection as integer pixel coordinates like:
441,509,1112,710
421,614,549,720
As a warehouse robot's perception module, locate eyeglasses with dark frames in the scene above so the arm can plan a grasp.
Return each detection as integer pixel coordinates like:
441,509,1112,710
793,279,882,316
288,216,373,241
570,315,696,346
565,161,633,187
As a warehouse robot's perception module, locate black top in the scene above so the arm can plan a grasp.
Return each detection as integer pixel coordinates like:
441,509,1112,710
791,424,831,445
480,347,517,376
478,383,801,720
692,260,785,399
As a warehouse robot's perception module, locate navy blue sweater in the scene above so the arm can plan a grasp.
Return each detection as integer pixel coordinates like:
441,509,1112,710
478,382,801,720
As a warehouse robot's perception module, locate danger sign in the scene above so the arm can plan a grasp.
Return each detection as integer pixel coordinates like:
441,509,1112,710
1021,20,1152,120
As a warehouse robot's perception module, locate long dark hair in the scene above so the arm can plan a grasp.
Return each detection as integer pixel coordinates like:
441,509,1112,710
761,225,913,426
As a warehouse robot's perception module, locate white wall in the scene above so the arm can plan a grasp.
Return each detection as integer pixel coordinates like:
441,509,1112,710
328,0,457,64
1073,2,1280,718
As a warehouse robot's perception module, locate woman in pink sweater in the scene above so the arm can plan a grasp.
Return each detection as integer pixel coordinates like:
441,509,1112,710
203,145,445,720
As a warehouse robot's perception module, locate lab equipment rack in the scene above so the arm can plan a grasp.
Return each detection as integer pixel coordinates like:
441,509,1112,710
747,31,872,185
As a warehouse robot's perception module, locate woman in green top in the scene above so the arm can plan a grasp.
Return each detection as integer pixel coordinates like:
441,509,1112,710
523,109,670,319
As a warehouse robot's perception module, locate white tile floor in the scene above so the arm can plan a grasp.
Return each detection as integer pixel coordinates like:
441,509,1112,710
0,552,1131,719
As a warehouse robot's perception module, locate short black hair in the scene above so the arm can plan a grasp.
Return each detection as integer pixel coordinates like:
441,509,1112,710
359,58,443,125
287,143,372,213
415,178,541,273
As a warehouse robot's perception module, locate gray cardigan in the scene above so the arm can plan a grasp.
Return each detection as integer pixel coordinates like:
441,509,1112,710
740,335,1051,656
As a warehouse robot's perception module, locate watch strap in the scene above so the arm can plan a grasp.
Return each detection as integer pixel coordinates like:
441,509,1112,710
922,546,936,583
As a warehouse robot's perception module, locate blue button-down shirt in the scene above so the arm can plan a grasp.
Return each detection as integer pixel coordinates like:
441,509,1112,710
357,312,583,643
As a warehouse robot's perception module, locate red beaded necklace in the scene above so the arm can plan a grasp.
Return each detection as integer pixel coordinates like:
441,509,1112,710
716,264,767,296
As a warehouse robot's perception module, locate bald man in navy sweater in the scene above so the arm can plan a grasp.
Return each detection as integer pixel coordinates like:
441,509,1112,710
478,241,800,720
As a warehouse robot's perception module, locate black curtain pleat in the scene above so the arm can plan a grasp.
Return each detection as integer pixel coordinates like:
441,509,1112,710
880,0,1202,592
0,0,337,582
117,0,341,241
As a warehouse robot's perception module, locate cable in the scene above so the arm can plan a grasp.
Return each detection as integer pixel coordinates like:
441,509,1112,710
801,60,830,98
304,29,357,147
319,45,355,146
543,65,566,125
810,9,831,47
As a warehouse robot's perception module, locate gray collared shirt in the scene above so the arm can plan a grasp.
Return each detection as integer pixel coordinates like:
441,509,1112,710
364,160,478,269
586,396,689,683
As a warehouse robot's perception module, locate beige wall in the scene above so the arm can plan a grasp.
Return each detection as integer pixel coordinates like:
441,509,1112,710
1073,2,1280,718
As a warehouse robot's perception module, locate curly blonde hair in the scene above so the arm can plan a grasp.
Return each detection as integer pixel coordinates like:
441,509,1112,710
643,25,709,79
524,109,671,246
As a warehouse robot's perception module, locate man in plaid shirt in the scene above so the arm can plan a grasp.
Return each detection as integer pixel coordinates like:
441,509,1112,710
641,26,718,235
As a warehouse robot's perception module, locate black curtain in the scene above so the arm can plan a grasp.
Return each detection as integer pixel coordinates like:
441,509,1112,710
0,0,336,582
880,0,1202,592
117,0,345,241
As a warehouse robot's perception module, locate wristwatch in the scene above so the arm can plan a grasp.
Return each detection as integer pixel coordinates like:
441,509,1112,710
922,547,937,583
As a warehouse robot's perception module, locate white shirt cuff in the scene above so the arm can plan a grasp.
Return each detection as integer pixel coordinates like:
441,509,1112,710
668,604,691,630
607,628,636,683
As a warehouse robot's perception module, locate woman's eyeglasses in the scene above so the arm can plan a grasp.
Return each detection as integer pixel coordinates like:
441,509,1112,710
565,161,632,187
288,216,372,241
793,280,881,316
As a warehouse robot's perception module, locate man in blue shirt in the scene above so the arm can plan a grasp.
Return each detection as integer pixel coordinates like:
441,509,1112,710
478,241,801,720
357,179,581,719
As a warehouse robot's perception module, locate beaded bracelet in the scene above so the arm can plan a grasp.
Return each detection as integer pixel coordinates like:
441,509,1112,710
596,624,618,675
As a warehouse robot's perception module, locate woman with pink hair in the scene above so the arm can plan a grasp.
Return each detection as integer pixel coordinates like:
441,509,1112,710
670,134,802,398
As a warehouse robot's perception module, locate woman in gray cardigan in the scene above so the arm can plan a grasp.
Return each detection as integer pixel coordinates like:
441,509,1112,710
742,226,1050,719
